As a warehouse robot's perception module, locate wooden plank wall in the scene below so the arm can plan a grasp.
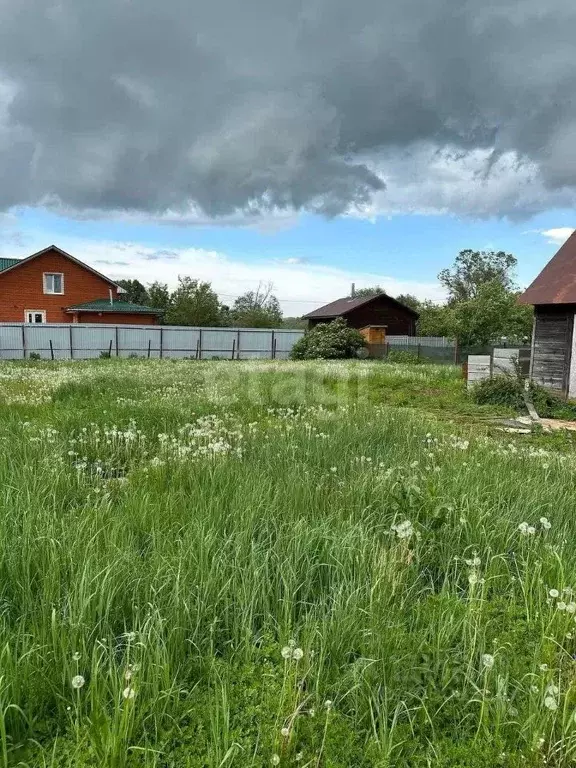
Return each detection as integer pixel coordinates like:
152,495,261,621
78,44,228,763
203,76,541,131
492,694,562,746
531,310,574,393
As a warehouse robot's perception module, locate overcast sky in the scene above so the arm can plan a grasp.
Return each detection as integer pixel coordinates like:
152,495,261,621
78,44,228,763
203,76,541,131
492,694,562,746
1,1,575,312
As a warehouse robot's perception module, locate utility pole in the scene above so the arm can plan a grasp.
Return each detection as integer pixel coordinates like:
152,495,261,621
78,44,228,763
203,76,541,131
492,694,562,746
351,282,356,298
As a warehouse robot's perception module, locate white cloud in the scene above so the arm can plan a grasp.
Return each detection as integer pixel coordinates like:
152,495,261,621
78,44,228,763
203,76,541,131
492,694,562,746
0,235,444,316
539,227,575,245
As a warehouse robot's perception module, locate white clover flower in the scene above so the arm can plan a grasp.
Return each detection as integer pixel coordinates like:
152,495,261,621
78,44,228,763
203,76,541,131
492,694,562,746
482,654,495,669
280,726,290,737
123,687,135,700
391,520,414,540
540,517,552,530
324,699,333,709
549,589,560,599
544,696,558,711
72,652,82,661
71,675,85,689
539,664,549,672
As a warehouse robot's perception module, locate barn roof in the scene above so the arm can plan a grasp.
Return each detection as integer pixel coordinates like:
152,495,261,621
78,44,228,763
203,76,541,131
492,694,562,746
519,229,576,305
66,299,163,314
303,293,419,319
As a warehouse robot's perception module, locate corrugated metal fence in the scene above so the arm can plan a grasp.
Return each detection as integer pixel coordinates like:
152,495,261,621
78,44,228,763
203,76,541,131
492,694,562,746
0,323,305,360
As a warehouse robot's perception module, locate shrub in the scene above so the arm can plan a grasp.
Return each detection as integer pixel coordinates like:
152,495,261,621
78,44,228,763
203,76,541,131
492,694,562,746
472,374,576,419
27,352,41,361
290,319,366,360
387,349,421,364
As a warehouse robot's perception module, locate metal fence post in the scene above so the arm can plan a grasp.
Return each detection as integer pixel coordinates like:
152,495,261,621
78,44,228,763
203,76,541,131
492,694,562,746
115,326,119,357
147,339,152,359
231,339,236,360
69,326,73,359
198,328,203,360
159,327,163,359
21,324,26,360
271,330,275,360
49,340,54,360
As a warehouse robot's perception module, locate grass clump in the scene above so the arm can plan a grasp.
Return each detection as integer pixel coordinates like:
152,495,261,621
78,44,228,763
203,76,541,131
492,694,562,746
472,374,576,420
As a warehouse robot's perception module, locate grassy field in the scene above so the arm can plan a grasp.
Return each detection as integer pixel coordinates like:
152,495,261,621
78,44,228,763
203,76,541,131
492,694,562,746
1,359,576,767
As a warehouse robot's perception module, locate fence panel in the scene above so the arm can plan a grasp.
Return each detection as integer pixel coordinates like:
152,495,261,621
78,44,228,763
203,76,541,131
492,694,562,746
117,327,161,358
72,325,116,358
0,325,24,359
274,331,304,360
238,330,273,359
0,323,305,360
387,335,453,347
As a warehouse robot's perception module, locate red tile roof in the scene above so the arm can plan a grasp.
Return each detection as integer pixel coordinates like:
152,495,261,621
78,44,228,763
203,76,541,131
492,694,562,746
519,230,576,304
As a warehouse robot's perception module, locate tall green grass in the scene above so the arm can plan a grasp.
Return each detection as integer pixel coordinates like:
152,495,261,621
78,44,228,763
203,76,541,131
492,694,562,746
0,360,573,766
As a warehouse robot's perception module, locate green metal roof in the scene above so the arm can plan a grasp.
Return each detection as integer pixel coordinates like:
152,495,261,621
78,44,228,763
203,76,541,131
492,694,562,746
0,258,21,272
66,299,163,314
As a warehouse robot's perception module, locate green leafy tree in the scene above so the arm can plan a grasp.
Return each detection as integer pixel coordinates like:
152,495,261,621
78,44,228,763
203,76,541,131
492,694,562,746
395,293,421,312
164,277,224,327
116,279,149,305
417,301,455,338
231,284,283,328
451,281,533,346
290,318,366,360
439,249,518,303
146,282,171,311
282,316,307,329
353,285,386,298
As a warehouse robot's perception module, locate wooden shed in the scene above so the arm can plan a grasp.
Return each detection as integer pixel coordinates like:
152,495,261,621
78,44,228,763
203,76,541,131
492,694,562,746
303,293,418,335
519,231,576,396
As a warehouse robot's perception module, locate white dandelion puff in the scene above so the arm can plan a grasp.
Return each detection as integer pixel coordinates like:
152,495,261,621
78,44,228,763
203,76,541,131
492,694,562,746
71,675,85,689
281,646,292,659
544,696,558,711
549,589,560,598
72,652,82,661
271,755,280,766
481,654,495,669
292,647,304,661
280,726,290,737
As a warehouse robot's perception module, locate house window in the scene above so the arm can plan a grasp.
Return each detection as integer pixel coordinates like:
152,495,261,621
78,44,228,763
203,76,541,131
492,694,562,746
43,273,64,294
24,310,46,324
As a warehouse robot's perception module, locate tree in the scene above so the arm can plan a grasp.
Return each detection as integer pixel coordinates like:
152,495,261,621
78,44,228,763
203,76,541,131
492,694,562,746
231,284,283,328
395,293,421,312
438,249,517,303
353,285,386,298
146,281,171,311
282,316,307,330
451,281,533,346
116,279,149,305
290,318,365,359
164,277,224,327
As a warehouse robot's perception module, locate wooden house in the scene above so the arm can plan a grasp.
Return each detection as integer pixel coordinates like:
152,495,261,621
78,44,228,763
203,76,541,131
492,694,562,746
519,230,576,396
304,293,418,335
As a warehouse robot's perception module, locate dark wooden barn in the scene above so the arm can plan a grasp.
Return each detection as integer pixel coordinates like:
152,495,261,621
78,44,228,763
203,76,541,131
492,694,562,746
519,230,576,396
303,293,418,336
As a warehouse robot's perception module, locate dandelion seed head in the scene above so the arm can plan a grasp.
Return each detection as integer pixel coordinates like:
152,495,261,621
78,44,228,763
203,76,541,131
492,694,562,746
271,755,280,766
549,589,560,599
281,726,290,737
292,647,304,661
482,654,495,669
72,652,81,661
71,675,85,689
544,695,558,711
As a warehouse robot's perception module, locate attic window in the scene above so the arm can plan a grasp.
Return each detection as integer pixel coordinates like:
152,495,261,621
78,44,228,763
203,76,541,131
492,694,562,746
43,273,64,294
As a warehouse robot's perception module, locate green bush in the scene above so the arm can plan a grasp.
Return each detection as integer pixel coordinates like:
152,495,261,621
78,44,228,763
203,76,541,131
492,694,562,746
28,352,41,361
472,374,576,419
290,318,366,360
387,349,422,364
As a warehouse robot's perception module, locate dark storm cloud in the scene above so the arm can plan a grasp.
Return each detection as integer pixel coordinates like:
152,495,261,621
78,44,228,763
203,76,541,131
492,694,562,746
0,0,575,219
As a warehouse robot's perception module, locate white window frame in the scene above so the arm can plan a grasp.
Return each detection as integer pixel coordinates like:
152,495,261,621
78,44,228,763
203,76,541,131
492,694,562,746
24,310,47,324
43,272,64,295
